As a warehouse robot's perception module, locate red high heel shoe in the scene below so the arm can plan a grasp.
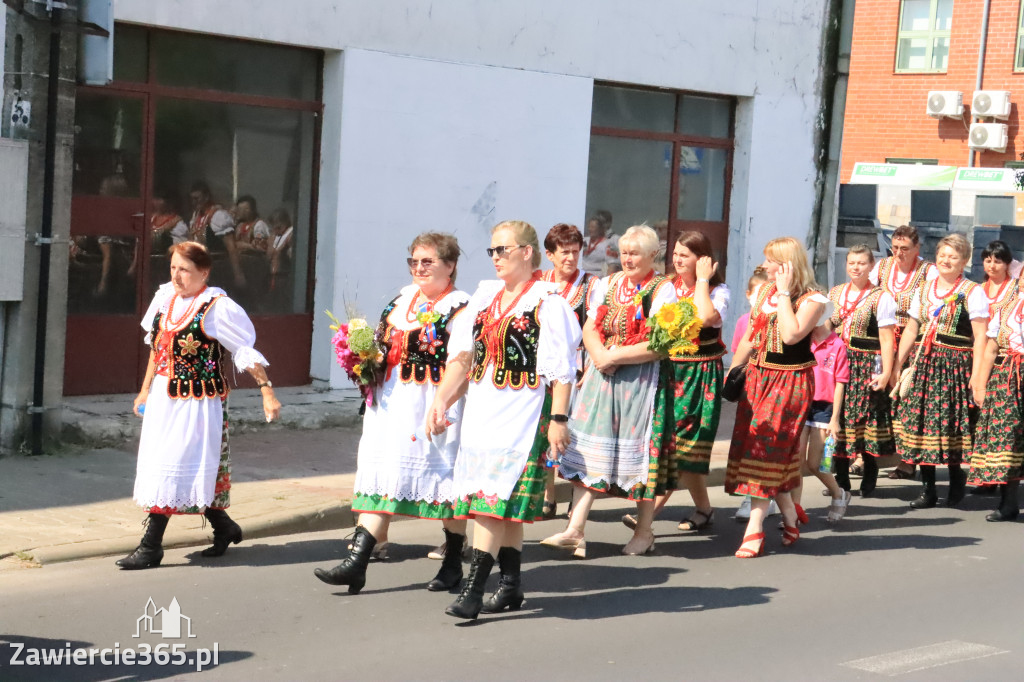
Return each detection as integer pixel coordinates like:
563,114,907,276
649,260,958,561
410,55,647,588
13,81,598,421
781,524,800,547
734,532,765,558
794,504,809,525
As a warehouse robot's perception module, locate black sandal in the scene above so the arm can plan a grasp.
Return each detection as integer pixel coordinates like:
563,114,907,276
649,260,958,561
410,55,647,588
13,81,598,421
541,501,557,520
678,508,715,532
887,468,916,480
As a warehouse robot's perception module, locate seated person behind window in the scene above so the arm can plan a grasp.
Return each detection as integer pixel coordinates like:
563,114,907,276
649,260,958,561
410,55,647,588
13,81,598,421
232,195,272,253
267,207,295,280
188,180,246,289
151,191,188,254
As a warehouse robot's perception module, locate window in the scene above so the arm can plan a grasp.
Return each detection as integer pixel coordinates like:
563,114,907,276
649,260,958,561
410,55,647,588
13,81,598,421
587,85,734,273
1016,2,1024,71
885,157,939,165
895,0,953,73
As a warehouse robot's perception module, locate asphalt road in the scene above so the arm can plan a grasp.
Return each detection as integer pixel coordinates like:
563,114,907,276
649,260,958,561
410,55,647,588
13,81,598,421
1,480,1020,681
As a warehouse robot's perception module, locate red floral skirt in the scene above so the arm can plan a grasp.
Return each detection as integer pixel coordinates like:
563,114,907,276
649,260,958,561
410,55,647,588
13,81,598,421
724,364,813,499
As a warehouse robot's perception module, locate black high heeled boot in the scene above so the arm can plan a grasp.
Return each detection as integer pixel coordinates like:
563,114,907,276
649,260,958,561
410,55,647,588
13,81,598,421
834,457,852,493
201,508,243,557
946,464,967,507
860,456,879,497
116,513,169,570
481,546,525,613
426,528,465,591
987,480,1021,521
313,525,376,594
445,549,495,620
910,465,938,509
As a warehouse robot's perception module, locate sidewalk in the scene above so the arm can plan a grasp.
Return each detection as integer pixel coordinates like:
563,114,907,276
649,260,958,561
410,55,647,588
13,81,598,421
0,389,734,568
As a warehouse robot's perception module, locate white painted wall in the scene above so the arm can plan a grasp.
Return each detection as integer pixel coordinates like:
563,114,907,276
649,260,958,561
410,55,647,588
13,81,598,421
114,0,832,376
311,50,592,385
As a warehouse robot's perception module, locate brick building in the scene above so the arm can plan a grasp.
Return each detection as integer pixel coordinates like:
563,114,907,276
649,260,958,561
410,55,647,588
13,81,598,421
843,0,1024,178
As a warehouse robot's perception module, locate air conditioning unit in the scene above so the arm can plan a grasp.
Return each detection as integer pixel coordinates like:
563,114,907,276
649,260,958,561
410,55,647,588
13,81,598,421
972,90,1011,119
927,91,963,118
969,122,1008,152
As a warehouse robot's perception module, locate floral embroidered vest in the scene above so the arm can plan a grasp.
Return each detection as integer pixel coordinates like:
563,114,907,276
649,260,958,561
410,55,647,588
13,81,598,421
595,272,671,347
375,295,467,385
878,258,931,329
914,279,978,349
994,294,1020,356
470,302,542,390
151,298,227,399
749,284,816,370
828,285,884,352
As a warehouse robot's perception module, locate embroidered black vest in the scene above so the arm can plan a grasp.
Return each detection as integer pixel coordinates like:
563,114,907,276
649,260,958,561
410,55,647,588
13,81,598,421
750,285,816,370
376,295,466,385
470,302,542,390
151,298,227,399
915,280,978,350
599,274,671,347
828,286,884,352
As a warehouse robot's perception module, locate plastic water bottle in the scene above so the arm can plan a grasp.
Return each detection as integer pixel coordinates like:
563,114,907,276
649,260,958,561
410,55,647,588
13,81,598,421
138,403,145,416
544,451,560,468
820,434,836,473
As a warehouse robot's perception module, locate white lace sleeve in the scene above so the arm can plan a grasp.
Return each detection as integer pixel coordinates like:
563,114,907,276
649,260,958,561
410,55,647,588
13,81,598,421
205,297,269,371
141,283,175,345
708,284,730,327
987,314,1000,339
210,208,235,236
868,260,880,286
906,287,923,321
967,286,990,320
649,279,678,315
448,282,498,357
876,292,897,328
537,295,582,385
587,276,610,318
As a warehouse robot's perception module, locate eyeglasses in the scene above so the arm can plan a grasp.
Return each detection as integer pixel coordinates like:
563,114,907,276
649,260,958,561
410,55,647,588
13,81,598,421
486,245,524,258
407,258,438,270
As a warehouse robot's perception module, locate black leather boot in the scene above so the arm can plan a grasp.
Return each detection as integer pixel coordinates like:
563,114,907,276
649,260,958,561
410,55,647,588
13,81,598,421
910,465,938,509
313,525,376,594
426,528,465,591
860,456,879,497
116,513,169,570
946,465,967,507
201,508,243,557
445,549,495,620
834,457,852,493
481,546,525,613
987,481,1021,522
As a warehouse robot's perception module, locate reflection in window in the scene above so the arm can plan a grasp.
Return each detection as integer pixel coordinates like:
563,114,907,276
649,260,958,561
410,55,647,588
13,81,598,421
73,95,143,197
585,135,671,235
677,147,727,222
591,86,676,133
68,236,138,314
153,100,315,315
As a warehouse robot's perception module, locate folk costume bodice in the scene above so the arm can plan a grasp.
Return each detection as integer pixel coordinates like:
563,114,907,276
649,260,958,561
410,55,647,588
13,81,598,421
827,284,896,352
749,283,823,370
151,296,227,399
592,272,674,348
983,277,1019,321
376,286,469,386
911,278,982,350
877,257,932,329
542,269,594,329
672,276,730,362
470,281,544,390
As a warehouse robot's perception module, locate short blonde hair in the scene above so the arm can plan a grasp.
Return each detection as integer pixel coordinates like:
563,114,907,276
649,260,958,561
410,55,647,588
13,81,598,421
936,233,970,260
618,225,660,258
492,220,541,268
764,236,818,297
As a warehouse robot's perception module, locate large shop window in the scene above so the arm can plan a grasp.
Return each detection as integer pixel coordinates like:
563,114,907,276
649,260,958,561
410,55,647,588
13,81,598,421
586,85,733,273
896,0,953,73
66,26,322,395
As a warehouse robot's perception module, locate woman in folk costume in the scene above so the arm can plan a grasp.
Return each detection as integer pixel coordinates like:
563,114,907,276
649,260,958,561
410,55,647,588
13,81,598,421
978,240,1019,321
621,230,729,534
538,222,596,519
725,237,827,558
427,220,581,620
893,234,989,509
968,264,1024,522
541,225,677,557
119,241,281,570
313,233,471,594
826,245,897,501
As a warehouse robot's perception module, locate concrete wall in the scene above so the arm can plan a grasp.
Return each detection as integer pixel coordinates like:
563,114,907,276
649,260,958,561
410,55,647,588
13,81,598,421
110,0,832,383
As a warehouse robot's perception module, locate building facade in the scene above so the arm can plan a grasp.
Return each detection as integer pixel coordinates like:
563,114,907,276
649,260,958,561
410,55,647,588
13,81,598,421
1,0,839,452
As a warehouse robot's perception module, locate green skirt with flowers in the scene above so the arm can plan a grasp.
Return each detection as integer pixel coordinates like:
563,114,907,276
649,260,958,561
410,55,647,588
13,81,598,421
352,494,454,519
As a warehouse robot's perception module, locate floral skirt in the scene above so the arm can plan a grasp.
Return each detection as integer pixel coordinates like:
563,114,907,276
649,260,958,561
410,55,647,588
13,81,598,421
352,495,454,519
724,364,812,499
969,356,1024,485
649,358,723,496
453,453,545,523
894,345,974,466
835,348,895,459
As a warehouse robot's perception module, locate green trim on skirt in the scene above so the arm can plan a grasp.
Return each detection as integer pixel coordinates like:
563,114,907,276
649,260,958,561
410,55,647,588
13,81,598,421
352,493,454,520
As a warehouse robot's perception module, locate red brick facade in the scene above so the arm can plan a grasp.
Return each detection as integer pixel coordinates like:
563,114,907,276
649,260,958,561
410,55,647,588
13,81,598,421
842,0,1024,181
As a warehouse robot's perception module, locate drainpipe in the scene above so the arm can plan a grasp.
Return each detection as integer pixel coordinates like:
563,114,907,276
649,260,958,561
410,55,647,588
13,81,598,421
969,0,992,168
31,4,62,455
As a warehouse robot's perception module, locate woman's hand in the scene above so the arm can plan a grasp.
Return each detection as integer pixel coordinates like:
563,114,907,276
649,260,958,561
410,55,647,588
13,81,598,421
425,398,449,436
547,421,570,456
262,388,282,422
592,346,619,376
889,368,911,400
775,261,794,293
132,389,149,418
825,419,840,440
869,371,890,392
695,256,717,281
971,377,986,407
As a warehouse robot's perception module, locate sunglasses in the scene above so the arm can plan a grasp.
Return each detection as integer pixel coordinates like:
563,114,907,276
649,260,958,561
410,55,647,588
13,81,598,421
486,245,524,258
407,258,438,270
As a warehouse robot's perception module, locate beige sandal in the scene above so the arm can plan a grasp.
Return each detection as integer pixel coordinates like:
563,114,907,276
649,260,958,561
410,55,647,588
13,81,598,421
827,490,852,523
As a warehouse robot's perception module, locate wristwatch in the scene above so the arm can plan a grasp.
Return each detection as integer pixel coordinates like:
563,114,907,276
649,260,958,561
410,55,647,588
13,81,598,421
777,290,792,298
550,414,569,423
258,380,273,389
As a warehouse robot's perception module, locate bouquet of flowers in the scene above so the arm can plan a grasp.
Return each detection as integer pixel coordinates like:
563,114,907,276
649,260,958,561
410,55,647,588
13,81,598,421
646,297,703,357
326,310,385,403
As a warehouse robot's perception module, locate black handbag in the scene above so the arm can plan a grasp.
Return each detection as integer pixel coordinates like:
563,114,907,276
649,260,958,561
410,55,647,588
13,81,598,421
721,363,747,402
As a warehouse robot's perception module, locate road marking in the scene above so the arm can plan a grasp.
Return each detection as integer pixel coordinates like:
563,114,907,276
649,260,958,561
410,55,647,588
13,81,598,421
841,641,1007,676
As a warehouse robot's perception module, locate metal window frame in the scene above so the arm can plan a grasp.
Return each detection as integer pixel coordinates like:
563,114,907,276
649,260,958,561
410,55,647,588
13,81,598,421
894,0,954,74
1015,0,1024,71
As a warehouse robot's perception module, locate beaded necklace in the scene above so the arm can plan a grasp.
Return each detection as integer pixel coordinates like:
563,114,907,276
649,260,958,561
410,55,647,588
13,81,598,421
887,260,917,293
481,279,537,357
543,268,579,299
405,281,454,323
674,275,696,300
985,277,1011,318
163,288,207,333
838,283,871,319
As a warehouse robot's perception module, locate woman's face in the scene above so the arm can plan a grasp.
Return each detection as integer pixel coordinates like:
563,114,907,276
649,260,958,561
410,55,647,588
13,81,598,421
490,228,532,282
846,252,873,283
587,220,604,240
170,252,208,298
760,256,782,282
935,245,966,278
672,243,698,279
546,242,581,278
409,245,454,297
983,255,1009,283
620,241,654,281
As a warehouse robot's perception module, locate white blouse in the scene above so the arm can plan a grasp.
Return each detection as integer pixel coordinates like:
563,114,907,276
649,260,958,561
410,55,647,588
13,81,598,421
586,274,678,320
906,283,989,323
987,299,1024,353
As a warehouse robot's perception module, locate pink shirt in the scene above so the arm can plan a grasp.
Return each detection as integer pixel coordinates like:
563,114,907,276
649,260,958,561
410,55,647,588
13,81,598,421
731,313,749,354
811,331,849,403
